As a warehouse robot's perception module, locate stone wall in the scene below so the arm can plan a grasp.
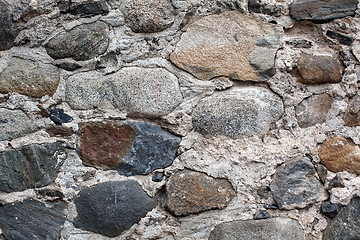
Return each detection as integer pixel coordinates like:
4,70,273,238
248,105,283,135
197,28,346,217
0,0,360,239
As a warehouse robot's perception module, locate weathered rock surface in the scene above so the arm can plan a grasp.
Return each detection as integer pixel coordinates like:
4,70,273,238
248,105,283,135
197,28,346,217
248,0,281,16
343,94,360,126
192,87,284,138
326,31,353,46
290,0,358,22
120,0,175,33
270,158,325,209
0,199,68,240
63,0,110,16
170,11,282,81
323,197,360,239
49,108,73,125
295,93,333,128
0,142,66,192
0,108,38,141
110,67,183,118
318,137,360,175
46,22,109,61
209,218,305,240
0,58,60,98
321,201,341,219
0,1,19,50
74,181,156,237
166,170,235,216
293,53,344,84
79,120,181,176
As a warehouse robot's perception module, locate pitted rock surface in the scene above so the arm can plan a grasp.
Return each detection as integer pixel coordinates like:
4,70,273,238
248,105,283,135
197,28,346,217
0,1,19,50
74,181,156,237
192,87,284,138
170,11,282,81
343,94,360,127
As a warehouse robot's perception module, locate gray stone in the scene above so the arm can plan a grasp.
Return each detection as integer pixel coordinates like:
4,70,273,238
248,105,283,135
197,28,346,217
192,87,284,138
0,199,68,240
323,197,360,240
248,0,281,16
343,94,360,127
0,142,66,192
0,57,60,98
270,158,325,210
46,22,109,61
120,0,175,33
0,1,19,51
253,210,270,220
74,181,156,237
110,67,183,118
321,201,341,219
0,108,38,141
209,218,304,240
295,93,333,128
54,59,82,71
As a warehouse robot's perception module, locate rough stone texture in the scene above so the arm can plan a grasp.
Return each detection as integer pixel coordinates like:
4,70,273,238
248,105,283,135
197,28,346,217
0,199,68,240
295,93,333,128
0,108,38,141
46,22,109,61
326,31,353,46
253,210,270,220
120,0,175,33
67,0,110,17
49,108,73,125
110,67,183,118
0,58,60,98
290,0,358,22
248,0,281,16
353,39,360,62
323,197,360,239
293,53,344,84
79,120,181,176
170,11,281,81
166,170,235,216
74,181,156,237
193,87,284,138
0,142,66,193
321,201,341,219
318,137,360,175
343,94,360,127
209,218,305,240
0,1,19,50
270,158,325,209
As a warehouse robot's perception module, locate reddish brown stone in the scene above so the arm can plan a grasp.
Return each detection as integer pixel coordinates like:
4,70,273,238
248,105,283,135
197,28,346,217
46,125,74,137
293,53,343,84
79,121,136,169
343,95,360,127
318,137,360,175
166,170,236,216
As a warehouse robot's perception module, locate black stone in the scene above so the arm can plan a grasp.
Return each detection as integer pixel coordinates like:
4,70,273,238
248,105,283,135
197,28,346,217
321,201,341,219
264,204,278,210
54,60,82,71
328,175,345,189
248,0,281,17
50,108,73,125
69,1,110,17
326,31,353,46
0,142,66,193
37,188,64,200
0,199,67,240
0,1,19,51
253,210,270,220
152,172,164,182
74,181,156,237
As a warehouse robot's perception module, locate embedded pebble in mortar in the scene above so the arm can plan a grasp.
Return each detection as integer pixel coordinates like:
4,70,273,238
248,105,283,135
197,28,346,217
67,0,110,16
343,94,360,127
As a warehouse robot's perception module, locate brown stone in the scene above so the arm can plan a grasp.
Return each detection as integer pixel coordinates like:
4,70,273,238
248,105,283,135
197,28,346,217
318,137,360,175
343,94,360,127
166,170,235,216
293,53,343,84
79,121,136,169
46,125,74,137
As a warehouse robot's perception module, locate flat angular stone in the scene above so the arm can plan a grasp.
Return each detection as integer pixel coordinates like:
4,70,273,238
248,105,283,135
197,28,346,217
295,93,333,128
290,0,358,22
69,0,110,17
166,170,235,216
343,94,360,127
321,201,341,219
193,87,284,138
209,218,304,240
0,58,60,98
270,158,325,209
293,53,344,84
323,197,360,239
0,108,38,141
79,120,181,176
120,0,175,33
0,199,67,240
0,142,66,192
318,137,360,175
49,108,73,125
0,1,19,51
46,22,109,61
74,181,156,237
170,11,282,81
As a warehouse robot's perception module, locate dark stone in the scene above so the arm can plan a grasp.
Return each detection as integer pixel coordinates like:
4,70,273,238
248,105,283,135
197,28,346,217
285,38,313,48
54,59,82,71
248,0,281,16
152,172,164,182
46,125,74,137
0,142,66,193
253,210,270,220
316,164,328,184
49,108,73,125
46,22,109,61
69,1,110,17
328,175,345,189
343,94,360,127
0,199,67,240
290,0,358,22
323,197,360,239
326,31,353,46
321,201,341,219
264,204,278,210
74,181,156,237
270,158,324,209
0,1,19,51
37,188,64,200
58,1,70,13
